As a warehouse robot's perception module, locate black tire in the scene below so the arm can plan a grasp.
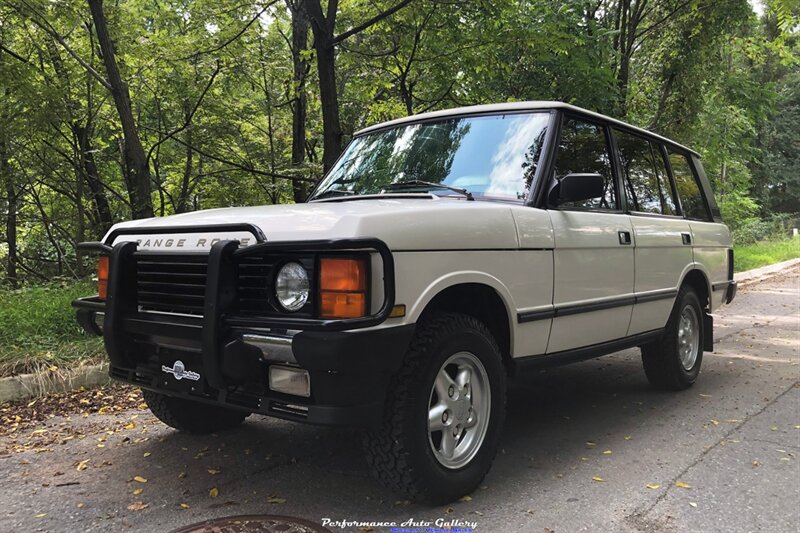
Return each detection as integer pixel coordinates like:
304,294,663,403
641,286,704,390
142,389,249,434
362,313,507,505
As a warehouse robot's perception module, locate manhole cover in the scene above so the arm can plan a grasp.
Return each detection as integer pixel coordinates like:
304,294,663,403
170,514,333,533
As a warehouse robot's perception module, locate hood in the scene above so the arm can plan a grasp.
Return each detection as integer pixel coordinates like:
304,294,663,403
105,197,520,251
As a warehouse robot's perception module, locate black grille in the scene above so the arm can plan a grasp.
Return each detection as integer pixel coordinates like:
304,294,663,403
136,253,208,315
235,254,316,317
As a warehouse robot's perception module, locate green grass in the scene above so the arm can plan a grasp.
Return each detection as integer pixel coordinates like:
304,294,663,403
0,281,104,376
734,238,800,272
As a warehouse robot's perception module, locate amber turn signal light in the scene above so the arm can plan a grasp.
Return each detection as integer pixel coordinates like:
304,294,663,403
319,257,368,318
98,255,109,300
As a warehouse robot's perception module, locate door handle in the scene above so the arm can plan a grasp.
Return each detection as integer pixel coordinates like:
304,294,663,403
618,231,632,245
681,232,692,245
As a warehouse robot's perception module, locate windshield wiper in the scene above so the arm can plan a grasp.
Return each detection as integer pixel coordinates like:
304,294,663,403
311,189,356,200
383,180,474,201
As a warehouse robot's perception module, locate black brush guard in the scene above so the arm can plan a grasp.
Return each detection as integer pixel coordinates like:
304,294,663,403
72,225,412,426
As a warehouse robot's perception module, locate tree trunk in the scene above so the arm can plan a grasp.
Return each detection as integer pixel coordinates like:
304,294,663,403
305,0,343,172
289,0,310,202
2,138,17,289
176,99,193,214
314,35,343,172
88,0,154,219
75,124,114,234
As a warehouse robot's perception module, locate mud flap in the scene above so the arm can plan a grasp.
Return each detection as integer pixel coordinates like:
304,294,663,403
703,313,714,352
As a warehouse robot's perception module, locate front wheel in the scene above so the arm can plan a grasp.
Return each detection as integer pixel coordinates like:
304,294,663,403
362,313,507,504
641,286,704,390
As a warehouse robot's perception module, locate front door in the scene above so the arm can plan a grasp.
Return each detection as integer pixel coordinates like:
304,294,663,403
546,116,635,354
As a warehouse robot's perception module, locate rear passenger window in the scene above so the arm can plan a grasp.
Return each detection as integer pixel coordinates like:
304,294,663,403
553,118,617,210
668,151,709,220
615,129,677,215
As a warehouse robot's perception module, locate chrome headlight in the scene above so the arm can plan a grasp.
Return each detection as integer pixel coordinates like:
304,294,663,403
275,262,309,312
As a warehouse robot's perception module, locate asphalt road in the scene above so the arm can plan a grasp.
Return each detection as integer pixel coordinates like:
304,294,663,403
2,267,798,533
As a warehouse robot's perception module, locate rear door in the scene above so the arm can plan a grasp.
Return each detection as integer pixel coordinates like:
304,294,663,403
546,116,635,353
670,151,731,311
613,129,692,335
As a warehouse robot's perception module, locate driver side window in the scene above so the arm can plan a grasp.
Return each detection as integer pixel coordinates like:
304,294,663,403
553,118,617,210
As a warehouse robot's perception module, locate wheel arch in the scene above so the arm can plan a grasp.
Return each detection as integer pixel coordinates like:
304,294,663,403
410,275,515,370
678,266,712,311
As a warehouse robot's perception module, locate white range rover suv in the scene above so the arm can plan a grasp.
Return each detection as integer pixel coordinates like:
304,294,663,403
74,102,736,504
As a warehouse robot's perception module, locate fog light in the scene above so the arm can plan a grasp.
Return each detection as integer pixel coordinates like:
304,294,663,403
269,366,310,397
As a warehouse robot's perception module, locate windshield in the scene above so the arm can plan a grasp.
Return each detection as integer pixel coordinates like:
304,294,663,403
310,112,550,202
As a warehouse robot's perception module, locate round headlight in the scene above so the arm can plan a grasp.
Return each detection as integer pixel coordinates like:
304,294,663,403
275,262,309,312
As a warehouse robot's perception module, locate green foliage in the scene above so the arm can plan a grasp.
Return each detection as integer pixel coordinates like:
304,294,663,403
734,237,800,271
732,212,798,245
0,0,797,288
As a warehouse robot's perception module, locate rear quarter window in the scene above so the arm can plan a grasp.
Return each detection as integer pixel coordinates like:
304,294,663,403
614,129,678,215
668,151,710,221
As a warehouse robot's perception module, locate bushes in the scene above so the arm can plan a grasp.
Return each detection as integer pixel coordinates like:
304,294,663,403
732,213,798,246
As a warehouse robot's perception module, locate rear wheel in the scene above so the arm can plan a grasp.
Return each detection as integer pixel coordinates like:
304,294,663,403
362,313,507,504
641,286,704,390
143,389,249,434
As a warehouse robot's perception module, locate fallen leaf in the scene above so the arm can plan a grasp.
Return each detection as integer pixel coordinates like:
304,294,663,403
123,422,136,430
592,476,605,482
207,469,220,475
689,502,698,508
143,452,151,458
602,450,612,455
35,513,47,518
127,502,149,511
646,484,660,490
76,459,89,472
132,488,143,495
710,420,719,426
675,481,691,489
267,496,286,504
770,426,778,431
699,393,712,398
624,435,632,440
133,476,147,483
209,487,219,498
586,441,596,447
179,503,190,509
459,495,473,502
178,472,186,479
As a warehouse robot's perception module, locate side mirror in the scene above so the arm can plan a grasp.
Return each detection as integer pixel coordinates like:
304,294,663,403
549,173,605,206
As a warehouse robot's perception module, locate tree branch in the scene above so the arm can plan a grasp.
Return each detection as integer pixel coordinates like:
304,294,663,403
142,126,316,183
146,60,222,163
332,0,415,45
181,1,279,60
15,3,113,90
0,43,29,64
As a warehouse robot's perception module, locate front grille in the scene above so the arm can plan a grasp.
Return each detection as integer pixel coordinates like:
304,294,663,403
136,253,208,315
133,252,317,318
